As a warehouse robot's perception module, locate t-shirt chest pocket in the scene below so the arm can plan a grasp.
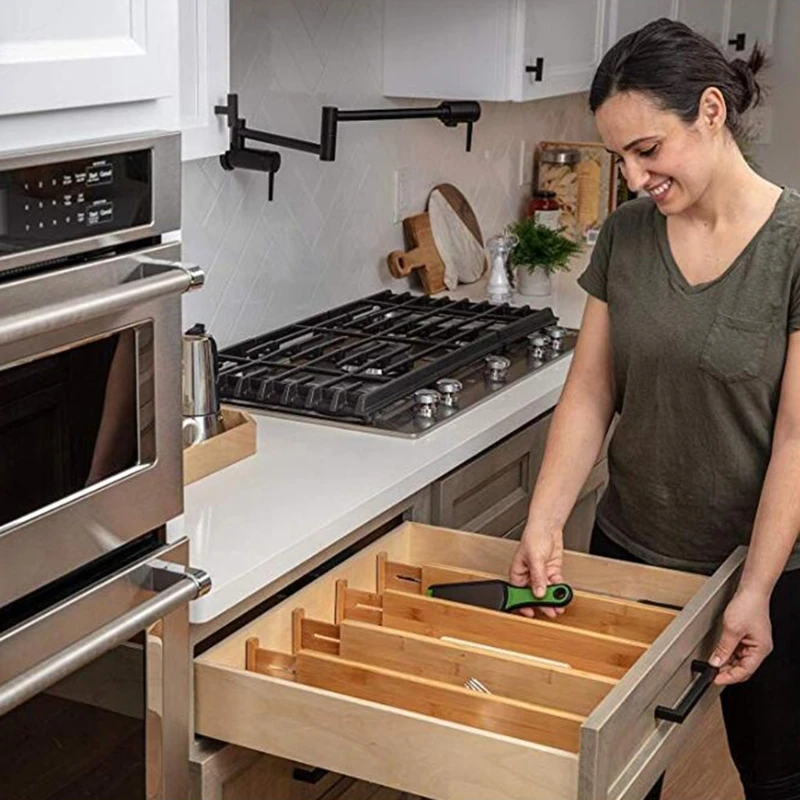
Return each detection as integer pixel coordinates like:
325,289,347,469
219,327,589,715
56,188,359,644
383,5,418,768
698,313,772,383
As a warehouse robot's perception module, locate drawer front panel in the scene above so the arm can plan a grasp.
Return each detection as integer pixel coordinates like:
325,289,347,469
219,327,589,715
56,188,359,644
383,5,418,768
195,662,579,800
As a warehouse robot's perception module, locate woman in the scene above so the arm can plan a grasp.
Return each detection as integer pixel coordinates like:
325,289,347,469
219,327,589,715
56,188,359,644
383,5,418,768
510,19,800,800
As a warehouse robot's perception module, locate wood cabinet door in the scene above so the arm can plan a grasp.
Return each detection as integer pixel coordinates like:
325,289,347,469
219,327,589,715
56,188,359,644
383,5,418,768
430,416,551,537
0,0,178,118
519,0,606,101
605,0,677,50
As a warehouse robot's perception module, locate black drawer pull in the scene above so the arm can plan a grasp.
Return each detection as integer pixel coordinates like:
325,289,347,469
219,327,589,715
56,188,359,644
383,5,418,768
728,32,746,51
525,57,544,82
293,766,329,784
655,660,718,724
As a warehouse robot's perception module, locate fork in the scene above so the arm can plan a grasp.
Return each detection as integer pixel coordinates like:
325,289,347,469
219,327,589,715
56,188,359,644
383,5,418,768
463,676,491,694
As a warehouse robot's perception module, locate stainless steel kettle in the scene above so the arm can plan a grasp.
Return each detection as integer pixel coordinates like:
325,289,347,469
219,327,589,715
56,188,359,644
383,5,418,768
182,323,224,447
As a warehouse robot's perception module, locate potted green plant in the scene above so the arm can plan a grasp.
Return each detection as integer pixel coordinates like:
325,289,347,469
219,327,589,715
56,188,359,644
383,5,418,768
507,218,582,296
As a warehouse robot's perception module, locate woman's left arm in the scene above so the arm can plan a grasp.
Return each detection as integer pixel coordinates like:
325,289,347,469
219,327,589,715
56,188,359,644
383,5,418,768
711,330,800,685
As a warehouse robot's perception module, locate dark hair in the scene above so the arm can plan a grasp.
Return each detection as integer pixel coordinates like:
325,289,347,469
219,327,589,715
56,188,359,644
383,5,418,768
589,18,766,139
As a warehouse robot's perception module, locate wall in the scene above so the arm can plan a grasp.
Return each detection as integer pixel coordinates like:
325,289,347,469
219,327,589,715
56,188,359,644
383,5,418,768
180,0,598,346
752,0,800,189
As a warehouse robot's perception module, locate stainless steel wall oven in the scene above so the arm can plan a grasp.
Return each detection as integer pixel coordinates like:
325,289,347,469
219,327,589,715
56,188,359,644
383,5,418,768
0,133,209,800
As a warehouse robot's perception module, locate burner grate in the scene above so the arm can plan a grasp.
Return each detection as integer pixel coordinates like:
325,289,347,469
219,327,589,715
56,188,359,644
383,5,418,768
217,290,557,419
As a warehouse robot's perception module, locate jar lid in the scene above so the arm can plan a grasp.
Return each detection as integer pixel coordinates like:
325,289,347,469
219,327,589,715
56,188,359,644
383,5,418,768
532,189,557,198
540,148,581,165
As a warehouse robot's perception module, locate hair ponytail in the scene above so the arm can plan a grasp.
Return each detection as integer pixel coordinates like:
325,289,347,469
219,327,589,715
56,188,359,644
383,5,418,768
589,19,767,139
730,45,767,114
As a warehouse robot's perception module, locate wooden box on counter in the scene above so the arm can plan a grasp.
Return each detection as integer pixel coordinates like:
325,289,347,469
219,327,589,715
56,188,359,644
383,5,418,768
194,522,744,800
183,408,256,485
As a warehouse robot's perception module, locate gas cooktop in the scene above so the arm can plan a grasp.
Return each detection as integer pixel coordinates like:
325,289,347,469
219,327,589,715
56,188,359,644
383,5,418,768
217,290,576,437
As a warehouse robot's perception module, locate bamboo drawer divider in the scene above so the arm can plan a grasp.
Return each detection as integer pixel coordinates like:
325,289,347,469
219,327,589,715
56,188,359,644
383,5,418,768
239,550,685,754
377,554,679,643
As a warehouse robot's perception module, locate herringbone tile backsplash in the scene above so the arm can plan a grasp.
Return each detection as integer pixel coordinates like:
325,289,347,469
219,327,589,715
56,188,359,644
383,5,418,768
181,0,598,346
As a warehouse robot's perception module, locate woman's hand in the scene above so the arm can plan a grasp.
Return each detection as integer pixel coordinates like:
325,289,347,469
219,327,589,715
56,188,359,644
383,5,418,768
710,589,773,686
509,527,565,619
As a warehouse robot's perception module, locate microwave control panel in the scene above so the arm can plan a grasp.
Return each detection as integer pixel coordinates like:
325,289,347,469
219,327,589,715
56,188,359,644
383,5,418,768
0,149,152,255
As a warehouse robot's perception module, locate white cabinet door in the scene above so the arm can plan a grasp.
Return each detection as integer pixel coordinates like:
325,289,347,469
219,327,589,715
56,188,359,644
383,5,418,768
519,0,606,101
383,0,515,101
0,0,177,117
676,0,728,45
605,0,677,50
725,0,777,56
384,0,605,102
179,0,230,161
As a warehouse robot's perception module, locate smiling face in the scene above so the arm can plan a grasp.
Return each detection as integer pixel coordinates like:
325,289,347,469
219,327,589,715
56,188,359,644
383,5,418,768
595,89,728,215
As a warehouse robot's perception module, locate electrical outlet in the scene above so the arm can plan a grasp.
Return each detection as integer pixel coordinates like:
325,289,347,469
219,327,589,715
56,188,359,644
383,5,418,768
393,167,413,224
518,140,535,187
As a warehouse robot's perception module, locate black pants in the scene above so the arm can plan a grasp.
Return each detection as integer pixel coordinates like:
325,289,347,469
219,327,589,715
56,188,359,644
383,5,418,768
590,524,800,800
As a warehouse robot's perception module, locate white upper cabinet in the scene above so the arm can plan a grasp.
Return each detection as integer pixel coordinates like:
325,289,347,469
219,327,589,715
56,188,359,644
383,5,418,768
676,0,776,53
725,0,777,55
605,0,677,49
0,0,229,161
179,0,230,161
0,0,177,116
383,0,606,102
675,0,727,45
520,0,606,101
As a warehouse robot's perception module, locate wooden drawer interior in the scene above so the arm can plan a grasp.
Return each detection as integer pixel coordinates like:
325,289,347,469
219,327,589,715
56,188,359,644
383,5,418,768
196,522,733,800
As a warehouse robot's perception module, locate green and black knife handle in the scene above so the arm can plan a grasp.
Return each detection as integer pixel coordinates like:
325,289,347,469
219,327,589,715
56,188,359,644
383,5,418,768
426,579,574,613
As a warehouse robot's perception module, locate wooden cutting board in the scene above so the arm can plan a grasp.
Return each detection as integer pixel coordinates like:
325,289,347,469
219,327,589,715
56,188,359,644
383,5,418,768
387,212,446,295
428,184,487,288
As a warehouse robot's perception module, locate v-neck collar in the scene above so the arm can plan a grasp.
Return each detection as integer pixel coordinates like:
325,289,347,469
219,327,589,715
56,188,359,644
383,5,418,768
655,188,789,295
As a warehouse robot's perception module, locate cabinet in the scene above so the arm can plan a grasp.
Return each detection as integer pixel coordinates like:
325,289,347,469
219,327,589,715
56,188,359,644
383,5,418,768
724,0,778,55
179,0,230,161
675,0,777,53
605,0,678,49
430,410,608,550
430,415,549,538
383,0,606,102
0,0,228,161
605,0,776,56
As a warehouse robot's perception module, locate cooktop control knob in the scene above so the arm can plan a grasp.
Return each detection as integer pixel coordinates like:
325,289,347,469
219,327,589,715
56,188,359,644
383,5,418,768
546,326,568,351
527,334,551,360
485,355,511,383
436,378,463,407
414,388,441,419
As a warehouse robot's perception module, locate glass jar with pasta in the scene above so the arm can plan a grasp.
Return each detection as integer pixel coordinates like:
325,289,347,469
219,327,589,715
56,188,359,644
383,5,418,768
537,148,581,240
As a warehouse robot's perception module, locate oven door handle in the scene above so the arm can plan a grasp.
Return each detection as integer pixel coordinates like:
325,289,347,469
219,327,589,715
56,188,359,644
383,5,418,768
0,258,204,345
0,563,211,717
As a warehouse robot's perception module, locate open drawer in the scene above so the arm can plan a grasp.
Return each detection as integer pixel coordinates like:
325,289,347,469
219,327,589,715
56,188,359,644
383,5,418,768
195,523,744,800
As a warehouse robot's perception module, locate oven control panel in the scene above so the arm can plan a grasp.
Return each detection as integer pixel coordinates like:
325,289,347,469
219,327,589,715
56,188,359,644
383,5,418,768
0,149,152,255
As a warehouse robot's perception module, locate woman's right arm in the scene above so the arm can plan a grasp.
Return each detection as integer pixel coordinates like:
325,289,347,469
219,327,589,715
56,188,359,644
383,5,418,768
509,296,616,614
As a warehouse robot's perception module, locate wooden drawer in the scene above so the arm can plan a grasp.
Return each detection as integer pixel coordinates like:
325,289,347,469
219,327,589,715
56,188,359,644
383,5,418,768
430,414,550,537
195,523,744,800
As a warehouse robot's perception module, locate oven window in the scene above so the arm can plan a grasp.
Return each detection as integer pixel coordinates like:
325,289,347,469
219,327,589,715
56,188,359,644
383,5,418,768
0,641,146,800
0,326,153,528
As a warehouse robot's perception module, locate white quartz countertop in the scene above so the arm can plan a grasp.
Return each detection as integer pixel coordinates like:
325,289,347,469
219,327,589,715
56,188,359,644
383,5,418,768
182,264,589,625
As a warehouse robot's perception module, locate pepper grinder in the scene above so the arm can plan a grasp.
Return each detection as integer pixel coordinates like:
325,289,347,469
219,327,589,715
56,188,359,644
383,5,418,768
485,232,518,304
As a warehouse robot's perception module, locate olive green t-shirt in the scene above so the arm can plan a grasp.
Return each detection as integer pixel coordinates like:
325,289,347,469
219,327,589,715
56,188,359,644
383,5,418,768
578,189,800,574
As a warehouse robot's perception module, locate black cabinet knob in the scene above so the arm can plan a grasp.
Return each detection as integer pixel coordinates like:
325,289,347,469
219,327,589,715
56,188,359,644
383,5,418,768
728,32,746,51
525,57,545,82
